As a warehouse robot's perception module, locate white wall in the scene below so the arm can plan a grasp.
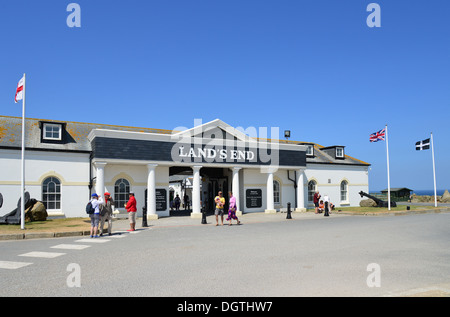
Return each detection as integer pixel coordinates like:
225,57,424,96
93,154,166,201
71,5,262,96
100,164,170,218
241,165,369,213
304,164,369,208
0,149,90,218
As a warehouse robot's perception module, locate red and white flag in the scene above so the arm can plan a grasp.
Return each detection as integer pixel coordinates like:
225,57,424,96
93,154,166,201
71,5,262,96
15,75,25,103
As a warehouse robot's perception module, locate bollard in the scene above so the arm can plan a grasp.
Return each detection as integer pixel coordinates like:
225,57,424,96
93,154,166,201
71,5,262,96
201,206,207,224
142,206,148,227
286,202,292,219
324,202,329,217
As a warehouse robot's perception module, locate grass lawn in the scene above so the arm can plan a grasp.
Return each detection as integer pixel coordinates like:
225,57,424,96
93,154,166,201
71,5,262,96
0,217,92,234
331,205,444,214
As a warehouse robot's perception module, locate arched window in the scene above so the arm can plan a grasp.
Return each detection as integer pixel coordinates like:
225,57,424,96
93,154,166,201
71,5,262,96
308,180,317,202
42,177,61,210
114,178,130,208
273,180,280,204
340,180,348,202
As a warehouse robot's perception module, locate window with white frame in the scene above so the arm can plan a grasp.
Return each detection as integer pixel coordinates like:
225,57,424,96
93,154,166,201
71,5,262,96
42,176,61,210
114,178,130,208
306,144,314,156
273,180,280,204
43,123,62,140
336,147,344,158
340,180,348,202
308,180,317,202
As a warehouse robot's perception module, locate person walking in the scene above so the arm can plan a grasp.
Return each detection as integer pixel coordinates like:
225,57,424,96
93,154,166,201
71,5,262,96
99,192,114,236
89,193,104,238
214,191,225,226
125,192,137,231
226,191,240,225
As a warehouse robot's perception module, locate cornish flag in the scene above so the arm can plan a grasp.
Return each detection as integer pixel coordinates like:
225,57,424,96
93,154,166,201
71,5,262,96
369,128,386,142
14,75,25,103
416,138,430,151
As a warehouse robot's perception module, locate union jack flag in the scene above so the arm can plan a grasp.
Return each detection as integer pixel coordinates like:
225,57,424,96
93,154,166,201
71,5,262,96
370,128,385,142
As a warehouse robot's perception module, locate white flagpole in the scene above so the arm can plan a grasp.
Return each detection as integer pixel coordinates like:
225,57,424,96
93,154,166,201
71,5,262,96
431,132,437,208
21,73,26,230
385,124,391,210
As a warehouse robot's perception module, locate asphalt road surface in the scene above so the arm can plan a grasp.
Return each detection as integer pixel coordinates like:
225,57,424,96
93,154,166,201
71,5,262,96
1,212,449,297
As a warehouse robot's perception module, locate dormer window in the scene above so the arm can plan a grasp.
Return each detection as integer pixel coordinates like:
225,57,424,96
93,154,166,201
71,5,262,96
336,147,344,158
43,123,62,140
40,121,65,143
299,143,314,157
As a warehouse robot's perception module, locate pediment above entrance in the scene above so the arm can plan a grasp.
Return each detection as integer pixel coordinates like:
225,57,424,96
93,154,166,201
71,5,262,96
171,119,255,144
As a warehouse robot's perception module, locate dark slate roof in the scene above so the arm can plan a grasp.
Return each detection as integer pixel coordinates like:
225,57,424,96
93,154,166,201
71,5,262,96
0,115,172,152
276,140,370,166
0,115,370,166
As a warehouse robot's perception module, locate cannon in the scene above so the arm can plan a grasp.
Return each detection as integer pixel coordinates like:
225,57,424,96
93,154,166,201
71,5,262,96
358,191,397,208
0,192,32,225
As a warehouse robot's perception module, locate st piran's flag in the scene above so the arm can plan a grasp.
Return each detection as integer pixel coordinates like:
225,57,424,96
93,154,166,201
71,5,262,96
416,138,430,150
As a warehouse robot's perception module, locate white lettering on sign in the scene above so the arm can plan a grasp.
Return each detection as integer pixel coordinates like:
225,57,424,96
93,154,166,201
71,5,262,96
178,146,255,161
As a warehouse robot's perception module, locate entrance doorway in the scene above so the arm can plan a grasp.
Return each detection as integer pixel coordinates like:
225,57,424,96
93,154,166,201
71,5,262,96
168,166,230,216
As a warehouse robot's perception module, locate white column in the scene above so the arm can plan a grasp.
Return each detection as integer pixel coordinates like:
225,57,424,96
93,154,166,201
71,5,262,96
147,164,158,220
265,171,276,213
191,165,202,218
94,161,107,198
295,169,306,212
232,167,242,216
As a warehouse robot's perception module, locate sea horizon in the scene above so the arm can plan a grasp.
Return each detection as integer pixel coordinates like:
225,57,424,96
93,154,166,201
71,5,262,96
371,189,448,196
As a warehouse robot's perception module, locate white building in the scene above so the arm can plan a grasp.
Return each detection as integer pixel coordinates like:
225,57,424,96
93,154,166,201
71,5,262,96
0,115,370,220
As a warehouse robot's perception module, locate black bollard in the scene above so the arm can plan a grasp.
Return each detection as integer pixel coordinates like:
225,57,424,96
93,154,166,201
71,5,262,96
142,206,148,227
324,202,329,217
201,206,207,224
286,202,292,219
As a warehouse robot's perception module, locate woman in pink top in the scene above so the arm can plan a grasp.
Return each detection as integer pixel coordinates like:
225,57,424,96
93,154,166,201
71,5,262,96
226,191,240,225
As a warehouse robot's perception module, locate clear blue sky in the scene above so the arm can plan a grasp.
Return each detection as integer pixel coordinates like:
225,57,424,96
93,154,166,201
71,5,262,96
1,0,449,192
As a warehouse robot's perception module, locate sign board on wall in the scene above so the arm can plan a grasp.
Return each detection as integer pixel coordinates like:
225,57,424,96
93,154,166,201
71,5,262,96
246,189,262,208
156,189,167,211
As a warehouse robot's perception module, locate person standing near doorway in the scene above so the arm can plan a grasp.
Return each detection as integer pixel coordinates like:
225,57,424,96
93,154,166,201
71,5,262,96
184,194,190,210
125,192,137,231
214,191,225,226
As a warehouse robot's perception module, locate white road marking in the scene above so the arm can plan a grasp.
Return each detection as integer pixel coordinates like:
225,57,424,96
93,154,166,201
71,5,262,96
51,244,90,250
18,251,66,258
0,261,33,270
75,238,110,243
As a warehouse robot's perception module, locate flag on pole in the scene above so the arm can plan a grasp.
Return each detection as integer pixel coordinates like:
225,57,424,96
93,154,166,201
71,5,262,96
370,125,391,210
415,138,430,151
15,75,25,103
369,128,386,142
15,74,27,230
416,134,437,207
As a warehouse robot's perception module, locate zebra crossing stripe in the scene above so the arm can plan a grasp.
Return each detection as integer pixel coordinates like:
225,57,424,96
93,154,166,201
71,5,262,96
75,238,110,243
51,244,90,250
18,251,66,258
0,261,33,270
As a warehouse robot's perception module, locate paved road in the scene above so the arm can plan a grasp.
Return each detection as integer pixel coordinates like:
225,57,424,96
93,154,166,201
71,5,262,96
1,212,449,297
